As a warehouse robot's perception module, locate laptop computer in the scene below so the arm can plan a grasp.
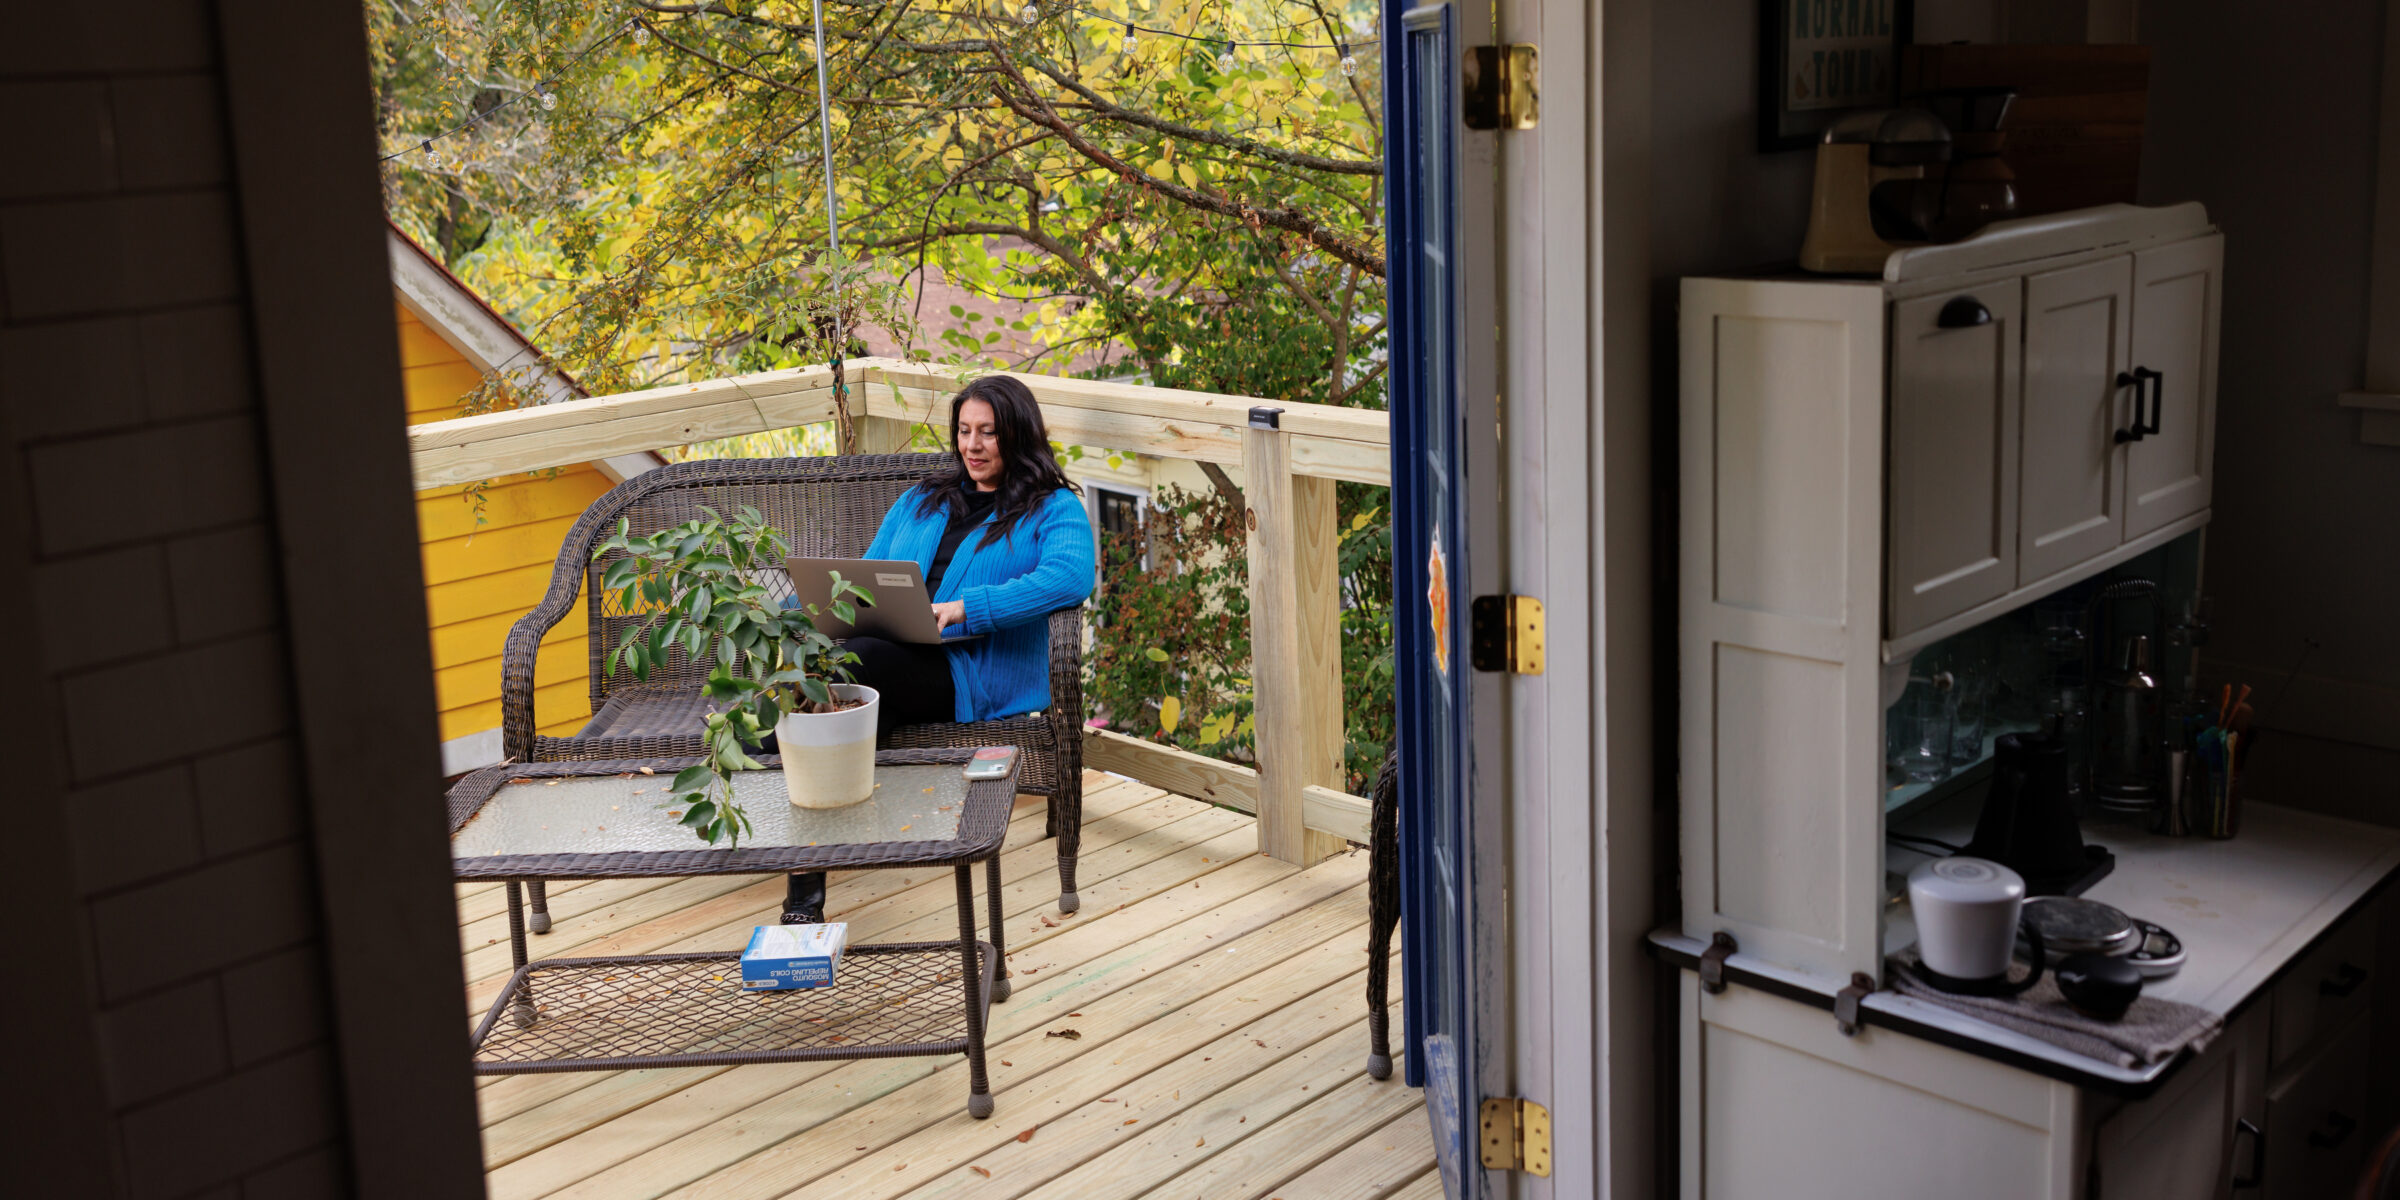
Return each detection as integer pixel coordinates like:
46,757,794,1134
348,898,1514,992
784,557,981,645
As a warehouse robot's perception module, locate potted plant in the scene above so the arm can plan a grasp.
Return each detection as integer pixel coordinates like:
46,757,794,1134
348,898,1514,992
593,505,879,845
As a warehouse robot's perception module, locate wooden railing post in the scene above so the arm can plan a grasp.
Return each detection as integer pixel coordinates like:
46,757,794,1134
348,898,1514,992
1244,407,1346,867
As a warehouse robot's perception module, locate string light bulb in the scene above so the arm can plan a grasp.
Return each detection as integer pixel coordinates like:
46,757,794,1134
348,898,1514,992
631,21,649,45
1020,3,1038,24
1121,22,1137,54
1339,40,1357,76
422,139,440,166
539,83,557,111
1217,40,1236,71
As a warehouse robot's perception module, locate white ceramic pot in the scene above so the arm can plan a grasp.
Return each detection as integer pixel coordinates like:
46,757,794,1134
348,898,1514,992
776,683,879,810
1908,856,2027,981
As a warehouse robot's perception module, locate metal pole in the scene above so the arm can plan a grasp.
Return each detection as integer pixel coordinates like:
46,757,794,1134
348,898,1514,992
810,0,853,450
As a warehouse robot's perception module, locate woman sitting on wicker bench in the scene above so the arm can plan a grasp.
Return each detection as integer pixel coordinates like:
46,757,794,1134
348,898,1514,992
780,374,1095,924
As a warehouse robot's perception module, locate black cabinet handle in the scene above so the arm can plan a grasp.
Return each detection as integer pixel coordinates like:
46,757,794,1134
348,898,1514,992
2232,1118,2264,1189
2321,961,2368,998
2115,367,2163,444
2308,1111,2358,1150
1938,296,1993,328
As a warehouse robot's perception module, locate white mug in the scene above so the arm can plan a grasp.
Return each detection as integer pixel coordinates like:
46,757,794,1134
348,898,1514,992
1908,857,2047,994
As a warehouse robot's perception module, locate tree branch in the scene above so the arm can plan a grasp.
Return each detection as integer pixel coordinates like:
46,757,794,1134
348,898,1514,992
1015,57,1381,176
989,83,1384,278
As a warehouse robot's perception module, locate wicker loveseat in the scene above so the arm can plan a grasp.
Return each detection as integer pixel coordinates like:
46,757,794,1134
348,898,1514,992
498,455,1088,925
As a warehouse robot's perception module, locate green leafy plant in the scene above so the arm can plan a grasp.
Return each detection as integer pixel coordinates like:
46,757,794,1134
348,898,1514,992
592,505,874,846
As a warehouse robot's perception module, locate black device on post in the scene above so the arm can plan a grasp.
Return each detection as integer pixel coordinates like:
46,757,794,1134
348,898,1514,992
1964,731,2115,896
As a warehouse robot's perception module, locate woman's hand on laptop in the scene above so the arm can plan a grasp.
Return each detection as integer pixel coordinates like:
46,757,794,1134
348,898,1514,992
932,600,967,632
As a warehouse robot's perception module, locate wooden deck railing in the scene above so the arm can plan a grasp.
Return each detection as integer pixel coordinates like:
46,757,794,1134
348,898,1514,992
407,358,1388,866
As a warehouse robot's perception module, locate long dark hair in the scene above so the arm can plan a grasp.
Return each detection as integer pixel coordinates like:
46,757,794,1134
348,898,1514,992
911,374,1079,547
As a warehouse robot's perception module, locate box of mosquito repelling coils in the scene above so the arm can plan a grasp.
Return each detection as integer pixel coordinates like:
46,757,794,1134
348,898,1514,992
740,922,847,990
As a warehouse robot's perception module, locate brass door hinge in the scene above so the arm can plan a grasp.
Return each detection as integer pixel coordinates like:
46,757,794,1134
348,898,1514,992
1470,594,1544,675
1463,44,1539,130
1479,1097,1552,1176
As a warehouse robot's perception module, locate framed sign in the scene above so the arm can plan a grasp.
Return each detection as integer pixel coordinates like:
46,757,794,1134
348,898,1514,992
1758,0,1915,152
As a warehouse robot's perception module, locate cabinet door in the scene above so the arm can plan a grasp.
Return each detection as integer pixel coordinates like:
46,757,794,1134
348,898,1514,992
2124,235,2223,539
1887,286,2022,638
2265,1016,2372,1200
2087,1003,2267,1200
2021,256,2133,584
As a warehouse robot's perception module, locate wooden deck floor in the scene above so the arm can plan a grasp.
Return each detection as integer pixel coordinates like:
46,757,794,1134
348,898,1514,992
456,771,1431,1200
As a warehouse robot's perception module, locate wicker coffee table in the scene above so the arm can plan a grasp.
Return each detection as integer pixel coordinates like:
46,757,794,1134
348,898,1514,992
447,747,1016,1118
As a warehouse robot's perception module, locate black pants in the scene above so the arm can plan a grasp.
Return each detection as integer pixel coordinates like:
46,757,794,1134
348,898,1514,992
778,636,956,923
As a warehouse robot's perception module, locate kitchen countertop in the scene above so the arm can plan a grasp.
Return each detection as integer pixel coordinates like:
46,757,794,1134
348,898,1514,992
1650,800,2400,1095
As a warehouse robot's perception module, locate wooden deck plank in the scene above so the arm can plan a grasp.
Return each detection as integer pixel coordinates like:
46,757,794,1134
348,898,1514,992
658,957,1374,1199
1253,1106,1436,1200
473,786,1195,1123
910,982,1396,1200
1011,976,1402,1200
474,796,1240,1162
1384,1166,1445,1200
1132,1074,1429,1200
456,773,1419,1200
515,845,1359,1200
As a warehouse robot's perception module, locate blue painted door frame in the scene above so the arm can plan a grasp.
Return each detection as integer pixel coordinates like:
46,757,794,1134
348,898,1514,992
1386,3,1508,1196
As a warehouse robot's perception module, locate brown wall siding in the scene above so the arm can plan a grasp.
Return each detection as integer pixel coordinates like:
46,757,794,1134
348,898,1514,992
0,6,350,1196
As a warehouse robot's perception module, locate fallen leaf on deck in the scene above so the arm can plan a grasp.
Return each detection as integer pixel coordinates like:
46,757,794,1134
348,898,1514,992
1196,1138,1206,1148
893,1163,906,1172
1069,1011,1083,1016
900,824,912,831
1040,916,1056,928
1123,1119,1138,1126
546,780,559,786
639,767,655,775
971,1166,992,1178
1253,1039,1267,1047
1046,1028,1082,1040
1001,1060,1012,1066
1016,1127,1038,1143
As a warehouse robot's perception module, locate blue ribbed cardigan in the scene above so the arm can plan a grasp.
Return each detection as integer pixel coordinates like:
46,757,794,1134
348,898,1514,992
863,484,1095,722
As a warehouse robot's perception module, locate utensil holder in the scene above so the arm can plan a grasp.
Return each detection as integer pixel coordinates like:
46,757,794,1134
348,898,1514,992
2192,744,2241,839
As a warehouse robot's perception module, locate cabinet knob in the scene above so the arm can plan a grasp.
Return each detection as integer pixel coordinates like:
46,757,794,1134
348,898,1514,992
2308,1111,2359,1150
1937,296,1993,328
2320,961,2368,998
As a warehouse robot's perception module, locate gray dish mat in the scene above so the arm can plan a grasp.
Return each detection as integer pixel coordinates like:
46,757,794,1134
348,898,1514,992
1887,950,2222,1069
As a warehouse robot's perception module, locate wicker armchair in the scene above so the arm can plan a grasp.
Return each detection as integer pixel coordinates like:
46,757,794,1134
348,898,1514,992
498,455,1090,922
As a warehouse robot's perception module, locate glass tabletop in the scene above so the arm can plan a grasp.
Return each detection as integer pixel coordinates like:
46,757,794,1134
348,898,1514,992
451,764,974,861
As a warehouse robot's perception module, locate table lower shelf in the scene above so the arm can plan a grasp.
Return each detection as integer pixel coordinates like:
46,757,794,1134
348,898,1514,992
471,940,997,1075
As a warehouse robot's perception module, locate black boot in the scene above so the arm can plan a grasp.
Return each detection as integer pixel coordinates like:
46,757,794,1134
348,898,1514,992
780,871,826,924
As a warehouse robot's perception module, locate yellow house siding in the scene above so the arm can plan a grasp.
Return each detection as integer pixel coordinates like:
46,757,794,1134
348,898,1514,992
399,302,615,751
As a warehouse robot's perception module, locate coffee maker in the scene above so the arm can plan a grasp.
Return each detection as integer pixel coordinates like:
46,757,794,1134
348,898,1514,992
1963,730,2115,896
1798,108,1952,273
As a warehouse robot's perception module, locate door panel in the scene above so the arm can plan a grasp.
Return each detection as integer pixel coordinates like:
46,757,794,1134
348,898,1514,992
2020,256,2133,583
2124,235,2222,539
1391,2,1507,1195
1887,286,2021,637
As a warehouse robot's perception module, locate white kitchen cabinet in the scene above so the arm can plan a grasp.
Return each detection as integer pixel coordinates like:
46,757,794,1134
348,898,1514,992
1888,285,2022,633
2020,255,2133,583
2086,1004,2266,1199
2264,1015,2373,1200
1665,205,2400,1200
2125,236,2224,540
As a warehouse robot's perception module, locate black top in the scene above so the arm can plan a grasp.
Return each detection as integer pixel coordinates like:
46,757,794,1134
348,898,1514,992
926,484,999,597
